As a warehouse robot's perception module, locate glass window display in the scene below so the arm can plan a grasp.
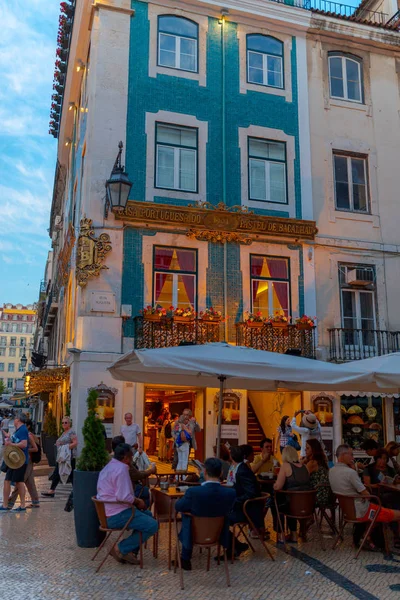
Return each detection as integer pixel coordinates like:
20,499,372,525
341,395,384,450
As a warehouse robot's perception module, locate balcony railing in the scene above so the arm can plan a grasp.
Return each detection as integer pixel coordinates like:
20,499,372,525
133,316,222,349
328,328,400,362
236,323,316,358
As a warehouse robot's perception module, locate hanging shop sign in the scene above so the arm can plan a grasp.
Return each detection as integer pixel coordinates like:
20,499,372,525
113,201,318,243
76,217,112,287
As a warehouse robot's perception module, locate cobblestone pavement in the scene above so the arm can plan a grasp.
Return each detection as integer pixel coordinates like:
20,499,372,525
1,475,400,600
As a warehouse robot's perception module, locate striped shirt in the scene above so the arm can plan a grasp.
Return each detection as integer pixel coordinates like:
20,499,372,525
278,425,292,448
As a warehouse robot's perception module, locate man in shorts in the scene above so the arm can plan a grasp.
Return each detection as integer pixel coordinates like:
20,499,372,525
329,444,400,525
1,413,29,512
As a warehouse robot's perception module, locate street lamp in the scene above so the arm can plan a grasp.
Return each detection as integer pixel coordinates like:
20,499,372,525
20,349,27,370
104,141,132,217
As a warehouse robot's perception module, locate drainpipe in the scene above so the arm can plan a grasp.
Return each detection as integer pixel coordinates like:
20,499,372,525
220,12,228,341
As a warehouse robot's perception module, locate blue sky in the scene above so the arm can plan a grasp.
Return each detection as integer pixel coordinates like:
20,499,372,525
0,0,59,306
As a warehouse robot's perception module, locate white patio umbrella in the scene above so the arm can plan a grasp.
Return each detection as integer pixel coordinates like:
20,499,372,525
337,353,400,392
108,343,369,454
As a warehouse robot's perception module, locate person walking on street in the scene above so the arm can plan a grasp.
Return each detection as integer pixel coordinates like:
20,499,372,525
41,416,78,499
172,408,200,470
120,413,142,450
1,412,29,512
8,418,40,509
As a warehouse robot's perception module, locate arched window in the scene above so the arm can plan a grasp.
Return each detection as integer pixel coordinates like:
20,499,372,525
247,34,284,89
158,16,198,73
328,53,363,103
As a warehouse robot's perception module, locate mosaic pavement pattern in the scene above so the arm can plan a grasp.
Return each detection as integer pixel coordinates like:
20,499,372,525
1,474,400,600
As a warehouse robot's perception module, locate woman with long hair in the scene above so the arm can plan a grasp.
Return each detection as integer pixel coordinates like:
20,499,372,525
303,438,332,507
384,441,400,475
277,415,293,454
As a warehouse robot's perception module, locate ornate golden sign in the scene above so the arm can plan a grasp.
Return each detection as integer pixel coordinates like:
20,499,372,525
76,217,112,287
57,223,75,288
113,201,317,242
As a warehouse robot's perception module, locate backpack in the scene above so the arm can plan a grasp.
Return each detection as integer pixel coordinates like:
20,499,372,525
31,440,42,464
165,422,172,439
287,434,301,452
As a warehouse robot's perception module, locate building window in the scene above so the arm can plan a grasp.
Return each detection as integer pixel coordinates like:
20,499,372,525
339,264,376,353
0,363,4,372
155,123,197,192
0,337,6,346
333,153,368,213
158,16,198,73
250,255,290,317
9,348,16,357
11,324,17,332
153,246,197,310
0,349,5,357
10,337,16,346
247,34,283,89
20,338,26,346
7,378,13,389
8,363,15,372
18,364,25,372
328,53,363,103
248,138,287,203
19,347,25,357
21,324,27,333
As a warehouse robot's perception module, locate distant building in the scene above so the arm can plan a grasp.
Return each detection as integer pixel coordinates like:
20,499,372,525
0,304,36,393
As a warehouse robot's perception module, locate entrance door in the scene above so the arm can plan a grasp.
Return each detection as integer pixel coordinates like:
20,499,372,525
341,289,377,358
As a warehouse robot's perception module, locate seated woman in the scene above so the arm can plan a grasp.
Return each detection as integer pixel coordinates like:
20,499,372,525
384,442,400,476
272,445,311,543
363,448,396,487
303,439,334,508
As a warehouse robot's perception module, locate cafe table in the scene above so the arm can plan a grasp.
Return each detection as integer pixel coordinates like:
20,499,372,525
151,486,186,569
154,472,191,487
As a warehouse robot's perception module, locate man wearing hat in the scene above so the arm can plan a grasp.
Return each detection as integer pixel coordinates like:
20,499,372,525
291,410,322,458
1,413,29,512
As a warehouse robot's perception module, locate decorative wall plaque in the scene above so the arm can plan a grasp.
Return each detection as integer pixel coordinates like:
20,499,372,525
76,217,112,287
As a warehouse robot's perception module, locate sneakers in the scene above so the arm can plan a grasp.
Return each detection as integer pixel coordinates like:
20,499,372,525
12,507,26,512
110,546,139,565
0,506,10,512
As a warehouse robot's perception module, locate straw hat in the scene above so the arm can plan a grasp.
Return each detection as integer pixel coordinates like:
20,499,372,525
3,445,25,469
302,412,318,430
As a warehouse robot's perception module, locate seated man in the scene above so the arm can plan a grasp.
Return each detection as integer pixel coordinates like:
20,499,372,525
329,444,400,530
175,457,236,571
229,445,264,556
112,435,156,509
250,438,280,475
97,443,158,564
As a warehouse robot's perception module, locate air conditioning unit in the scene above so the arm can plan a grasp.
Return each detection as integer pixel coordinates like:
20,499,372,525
346,267,375,287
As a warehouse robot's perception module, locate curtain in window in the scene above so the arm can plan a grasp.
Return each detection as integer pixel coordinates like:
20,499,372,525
154,248,174,303
267,258,288,313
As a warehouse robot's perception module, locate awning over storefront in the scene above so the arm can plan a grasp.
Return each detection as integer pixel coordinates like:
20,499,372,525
24,367,70,396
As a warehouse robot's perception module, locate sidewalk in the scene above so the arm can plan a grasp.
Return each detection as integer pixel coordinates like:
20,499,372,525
0,474,399,600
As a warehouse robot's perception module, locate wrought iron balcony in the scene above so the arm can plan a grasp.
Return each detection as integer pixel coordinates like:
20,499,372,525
133,316,222,349
236,322,316,358
328,328,400,362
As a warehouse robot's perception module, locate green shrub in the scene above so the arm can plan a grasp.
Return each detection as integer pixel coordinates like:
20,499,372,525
77,390,109,471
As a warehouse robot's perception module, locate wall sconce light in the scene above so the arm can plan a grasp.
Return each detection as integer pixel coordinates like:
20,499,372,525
65,137,72,147
104,141,133,218
76,59,85,73
218,9,229,24
68,102,76,111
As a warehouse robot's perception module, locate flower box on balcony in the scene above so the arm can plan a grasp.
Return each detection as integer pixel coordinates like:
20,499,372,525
143,314,162,322
270,321,288,329
296,323,313,331
200,315,221,322
245,320,264,328
174,316,195,323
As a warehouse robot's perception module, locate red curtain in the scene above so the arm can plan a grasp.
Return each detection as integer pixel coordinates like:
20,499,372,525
273,282,289,314
176,249,195,272
155,273,168,302
250,256,263,277
266,258,288,280
180,275,195,306
154,247,174,270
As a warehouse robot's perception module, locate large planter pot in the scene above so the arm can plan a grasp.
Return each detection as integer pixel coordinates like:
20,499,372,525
74,470,105,548
44,436,57,467
174,316,195,323
144,314,161,322
246,321,264,328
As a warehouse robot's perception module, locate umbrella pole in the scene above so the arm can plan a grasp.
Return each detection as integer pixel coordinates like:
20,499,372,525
216,375,226,458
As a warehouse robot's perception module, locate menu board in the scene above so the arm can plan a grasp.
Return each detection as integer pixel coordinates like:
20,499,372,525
341,395,384,449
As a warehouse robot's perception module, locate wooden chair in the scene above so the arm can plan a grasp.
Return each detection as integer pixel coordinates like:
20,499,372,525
174,512,230,590
333,493,384,558
274,489,325,552
151,488,179,569
231,494,275,563
91,497,143,572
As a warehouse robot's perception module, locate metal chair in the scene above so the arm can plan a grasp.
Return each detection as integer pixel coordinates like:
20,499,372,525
174,512,230,590
151,487,180,569
274,489,325,552
315,483,338,535
91,497,143,572
333,493,384,558
231,494,275,563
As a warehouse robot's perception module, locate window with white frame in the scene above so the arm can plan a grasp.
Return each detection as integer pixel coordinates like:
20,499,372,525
333,152,368,213
248,138,287,203
328,53,363,103
158,16,198,73
7,378,13,389
8,363,14,372
9,348,16,357
155,123,197,192
250,255,290,317
339,264,376,353
0,337,6,346
247,34,283,89
153,246,197,310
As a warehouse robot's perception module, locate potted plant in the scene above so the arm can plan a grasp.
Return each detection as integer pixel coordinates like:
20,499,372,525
43,409,58,467
74,390,109,548
199,307,222,322
268,312,290,329
244,310,264,327
295,315,316,330
174,306,196,322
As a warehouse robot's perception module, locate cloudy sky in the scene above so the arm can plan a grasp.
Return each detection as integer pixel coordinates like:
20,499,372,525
0,0,59,307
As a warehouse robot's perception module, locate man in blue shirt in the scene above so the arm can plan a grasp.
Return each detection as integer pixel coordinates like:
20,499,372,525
1,413,29,512
175,457,236,571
